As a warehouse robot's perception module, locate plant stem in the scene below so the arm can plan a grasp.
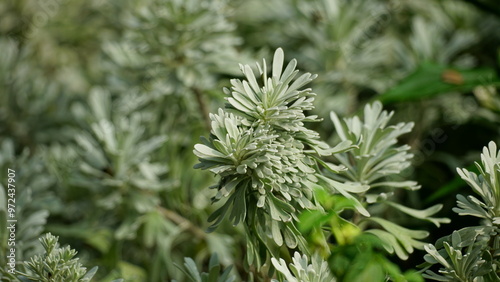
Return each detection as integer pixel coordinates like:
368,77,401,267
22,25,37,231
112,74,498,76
192,87,211,131
159,207,206,239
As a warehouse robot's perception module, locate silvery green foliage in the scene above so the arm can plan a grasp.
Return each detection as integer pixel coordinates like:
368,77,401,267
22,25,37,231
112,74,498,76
423,228,497,281
455,141,500,225
2,0,243,279
396,1,479,69
70,88,169,217
41,87,176,278
104,0,242,93
422,141,500,281
194,48,353,266
271,252,335,282
326,102,450,260
174,253,235,282
61,84,238,281
234,0,402,116
16,233,99,282
232,0,480,122
0,140,52,263
288,0,398,89
194,47,319,233
0,38,78,148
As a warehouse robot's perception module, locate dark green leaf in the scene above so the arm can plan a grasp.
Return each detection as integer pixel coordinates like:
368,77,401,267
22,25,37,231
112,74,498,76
379,63,500,104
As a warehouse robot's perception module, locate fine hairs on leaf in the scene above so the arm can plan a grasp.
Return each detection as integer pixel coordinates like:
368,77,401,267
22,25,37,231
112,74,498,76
421,141,500,281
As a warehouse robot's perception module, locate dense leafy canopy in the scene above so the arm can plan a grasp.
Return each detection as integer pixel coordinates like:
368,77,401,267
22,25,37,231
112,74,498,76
1,0,499,281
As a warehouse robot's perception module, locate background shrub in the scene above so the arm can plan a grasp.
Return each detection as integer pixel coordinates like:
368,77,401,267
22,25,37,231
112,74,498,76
1,0,499,281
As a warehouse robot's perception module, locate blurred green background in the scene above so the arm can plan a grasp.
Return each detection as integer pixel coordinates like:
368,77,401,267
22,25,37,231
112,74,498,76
1,0,499,280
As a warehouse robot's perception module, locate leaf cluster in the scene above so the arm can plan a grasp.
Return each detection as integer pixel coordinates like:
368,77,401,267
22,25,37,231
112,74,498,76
194,48,336,267
15,233,101,282
195,49,453,281
422,141,500,281
322,102,450,260
175,253,235,282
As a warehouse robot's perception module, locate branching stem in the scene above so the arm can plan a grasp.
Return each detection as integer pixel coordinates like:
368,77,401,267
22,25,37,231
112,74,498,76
159,206,206,239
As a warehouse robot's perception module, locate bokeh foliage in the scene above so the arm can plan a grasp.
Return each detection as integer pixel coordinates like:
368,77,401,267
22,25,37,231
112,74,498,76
0,0,499,281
